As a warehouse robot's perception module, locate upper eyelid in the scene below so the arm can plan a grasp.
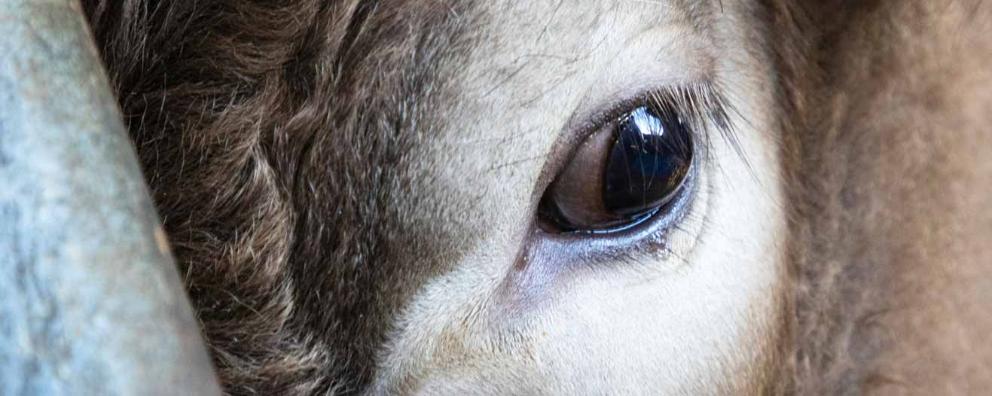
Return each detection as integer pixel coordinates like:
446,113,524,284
573,82,741,172
532,82,740,213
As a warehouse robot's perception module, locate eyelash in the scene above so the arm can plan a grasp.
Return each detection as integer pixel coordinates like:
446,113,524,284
592,83,735,167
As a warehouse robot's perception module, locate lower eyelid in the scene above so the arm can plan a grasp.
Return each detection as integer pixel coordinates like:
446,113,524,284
529,84,727,273
534,161,705,266
513,144,710,306
628,170,704,261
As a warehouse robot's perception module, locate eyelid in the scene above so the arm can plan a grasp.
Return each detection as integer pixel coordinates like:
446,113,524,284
531,81,736,233
644,84,741,167
580,83,730,132
528,85,725,268
537,162,703,260
538,85,725,235
543,82,734,189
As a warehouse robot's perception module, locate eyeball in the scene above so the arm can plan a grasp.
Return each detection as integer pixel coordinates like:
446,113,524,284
539,105,693,233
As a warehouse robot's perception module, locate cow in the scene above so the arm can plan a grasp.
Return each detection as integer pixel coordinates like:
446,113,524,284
65,0,992,394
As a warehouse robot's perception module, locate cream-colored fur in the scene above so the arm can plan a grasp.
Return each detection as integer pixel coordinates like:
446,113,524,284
370,1,785,394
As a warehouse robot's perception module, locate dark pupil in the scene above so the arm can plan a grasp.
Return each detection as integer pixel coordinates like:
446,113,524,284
603,106,692,217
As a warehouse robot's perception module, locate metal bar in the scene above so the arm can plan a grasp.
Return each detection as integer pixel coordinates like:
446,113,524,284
0,0,221,394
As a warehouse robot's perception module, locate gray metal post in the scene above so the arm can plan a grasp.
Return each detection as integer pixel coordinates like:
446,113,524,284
0,0,221,394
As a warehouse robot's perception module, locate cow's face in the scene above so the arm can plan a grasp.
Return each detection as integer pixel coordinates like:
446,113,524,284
366,1,784,393
81,0,992,394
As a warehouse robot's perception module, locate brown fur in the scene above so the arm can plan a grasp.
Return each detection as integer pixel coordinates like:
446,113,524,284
83,1,476,393
81,0,992,394
781,0,992,393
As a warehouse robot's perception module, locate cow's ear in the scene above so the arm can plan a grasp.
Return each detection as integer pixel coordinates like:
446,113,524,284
0,1,220,393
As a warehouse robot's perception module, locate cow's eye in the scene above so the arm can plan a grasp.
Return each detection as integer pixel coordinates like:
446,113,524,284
539,105,693,233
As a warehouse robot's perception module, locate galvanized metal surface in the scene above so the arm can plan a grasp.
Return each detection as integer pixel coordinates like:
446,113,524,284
0,0,221,394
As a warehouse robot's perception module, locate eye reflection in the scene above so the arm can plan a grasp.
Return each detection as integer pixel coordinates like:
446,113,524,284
539,104,694,233
604,107,692,217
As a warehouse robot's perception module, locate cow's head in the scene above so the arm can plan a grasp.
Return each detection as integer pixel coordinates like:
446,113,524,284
70,0,992,394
